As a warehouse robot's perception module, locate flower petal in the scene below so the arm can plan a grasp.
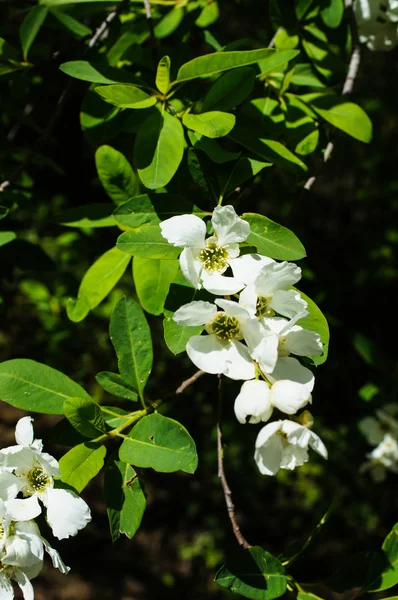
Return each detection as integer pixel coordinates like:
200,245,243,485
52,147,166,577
211,205,250,245
179,248,202,289
0,573,14,600
186,334,228,374
41,538,70,574
285,328,323,357
308,431,328,459
160,214,206,248
229,254,274,285
271,380,311,415
223,340,256,380
268,357,315,395
173,301,217,326
45,488,91,540
215,298,250,320
281,420,311,448
0,471,24,501
280,445,308,470
234,380,272,424
12,521,44,566
201,272,245,295
13,569,35,600
254,423,284,476
270,289,308,319
5,497,41,522
238,284,257,316
15,417,34,447
0,447,35,471
255,334,279,374
255,261,301,295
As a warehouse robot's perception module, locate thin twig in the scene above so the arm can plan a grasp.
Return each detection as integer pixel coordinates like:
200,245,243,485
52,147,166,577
303,0,361,191
217,375,251,549
0,1,128,194
175,370,204,395
143,0,157,47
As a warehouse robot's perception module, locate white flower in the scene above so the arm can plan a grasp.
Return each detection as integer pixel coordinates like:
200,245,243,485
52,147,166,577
359,406,398,446
361,433,398,482
0,417,91,540
255,314,323,374
254,420,328,476
354,0,398,50
160,205,250,294
234,378,312,424
0,562,41,600
230,254,307,319
173,299,264,380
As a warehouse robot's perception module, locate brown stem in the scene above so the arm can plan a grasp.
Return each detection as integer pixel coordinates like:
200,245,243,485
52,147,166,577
175,370,204,395
217,375,251,549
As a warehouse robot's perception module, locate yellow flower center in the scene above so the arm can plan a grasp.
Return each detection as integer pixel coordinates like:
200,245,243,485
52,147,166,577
26,466,51,494
256,296,275,317
278,336,290,357
199,243,229,273
211,314,240,341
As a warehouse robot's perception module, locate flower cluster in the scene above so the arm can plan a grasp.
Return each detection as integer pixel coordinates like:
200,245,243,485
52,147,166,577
0,417,91,598
160,205,328,476
354,0,398,50
359,405,398,481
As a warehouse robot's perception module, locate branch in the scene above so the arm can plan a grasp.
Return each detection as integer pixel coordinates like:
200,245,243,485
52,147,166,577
0,1,128,194
304,0,361,191
175,370,204,395
143,0,157,48
217,375,251,549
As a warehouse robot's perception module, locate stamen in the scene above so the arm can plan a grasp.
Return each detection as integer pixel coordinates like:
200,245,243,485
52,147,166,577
256,296,275,317
199,243,229,273
211,314,241,341
0,520,4,540
26,466,51,494
278,336,290,357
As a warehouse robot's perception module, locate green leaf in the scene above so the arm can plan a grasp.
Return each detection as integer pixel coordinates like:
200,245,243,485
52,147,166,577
95,145,140,206
67,247,130,323
183,111,235,138
156,55,171,94
113,193,209,229
0,359,90,414
59,442,107,492
0,232,16,247
56,203,116,228
133,258,179,315
297,592,324,600
20,5,48,61
102,407,130,429
215,546,287,600
135,109,184,189
175,49,299,83
50,9,91,39
369,523,398,591
60,60,140,84
154,6,184,39
188,131,240,163
117,225,181,259
242,213,306,260
96,372,138,402
300,93,372,143
187,148,219,202
290,63,326,88
104,457,146,542
95,85,157,109
320,0,344,28
119,412,197,473
202,67,256,112
296,291,329,365
64,396,106,438
219,157,271,198
109,296,153,398
163,317,203,355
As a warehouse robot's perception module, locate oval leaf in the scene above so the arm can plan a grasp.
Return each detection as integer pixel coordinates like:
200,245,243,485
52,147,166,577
95,145,140,206
117,225,181,259
242,213,306,260
96,372,138,402
296,290,330,365
64,396,106,438
156,55,171,94
133,257,179,315
20,5,48,61
59,442,106,492
95,84,157,109
59,60,139,85
183,111,235,138
202,67,256,112
163,317,204,355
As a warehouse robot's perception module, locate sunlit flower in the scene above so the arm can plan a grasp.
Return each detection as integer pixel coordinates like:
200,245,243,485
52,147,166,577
359,405,398,446
0,417,91,540
160,205,250,294
361,433,398,482
254,419,327,476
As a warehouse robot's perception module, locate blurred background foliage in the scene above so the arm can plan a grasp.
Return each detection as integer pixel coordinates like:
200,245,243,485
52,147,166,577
1,0,398,598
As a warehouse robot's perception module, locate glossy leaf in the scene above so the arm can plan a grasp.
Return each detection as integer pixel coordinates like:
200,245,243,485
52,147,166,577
135,109,185,189
291,63,326,88
0,359,90,414
57,203,116,228
96,85,157,109
188,131,240,163
20,5,48,60
95,145,140,206
117,225,181,259
96,372,138,402
320,0,344,28
102,407,130,429
109,296,153,397
219,157,271,198
187,148,219,202
242,213,306,260
119,412,197,473
60,60,140,84
50,9,91,38
163,317,203,355
369,523,398,591
156,55,171,94
202,67,256,112
64,396,106,438
183,111,235,138
0,232,16,247
296,291,330,365
133,258,179,315
59,442,106,492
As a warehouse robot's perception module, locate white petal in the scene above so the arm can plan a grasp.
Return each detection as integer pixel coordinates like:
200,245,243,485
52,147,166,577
229,254,274,285
285,328,323,357
5,497,41,522
186,334,227,374
268,357,315,394
282,420,311,449
211,205,250,245
0,573,14,600
224,243,240,259
280,445,308,470
241,318,267,358
15,417,34,447
234,380,272,424
308,431,328,459
173,301,216,326
256,334,279,374
0,447,35,471
160,214,206,248
254,423,284,476
270,290,308,319
13,569,35,600
41,538,70,574
3,532,42,569
201,272,245,295
45,488,91,540
238,284,257,316
0,472,24,501
270,380,311,415
179,248,202,289
215,298,250,321
223,340,256,380
255,261,301,295
261,316,290,335
12,521,44,566
36,452,60,477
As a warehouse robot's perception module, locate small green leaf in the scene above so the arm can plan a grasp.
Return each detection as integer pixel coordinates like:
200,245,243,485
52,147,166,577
0,359,91,414
102,407,130,429
95,145,140,206
64,396,106,438
202,67,256,112
20,5,48,61
50,9,92,39
320,0,344,28
109,296,153,398
369,523,398,591
0,232,16,247
296,291,329,365
156,55,171,94
96,85,157,109
96,372,138,402
60,60,140,84
117,225,181,259
242,213,306,260
163,317,203,355
119,413,197,473
215,546,287,600
290,63,326,88
59,442,106,492
133,258,179,315
183,111,235,138
188,131,240,163
135,109,184,189
154,6,184,39
56,204,116,228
